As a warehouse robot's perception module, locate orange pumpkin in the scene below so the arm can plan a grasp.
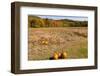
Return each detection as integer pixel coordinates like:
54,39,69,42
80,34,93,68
45,41,48,44
53,52,59,60
62,52,67,59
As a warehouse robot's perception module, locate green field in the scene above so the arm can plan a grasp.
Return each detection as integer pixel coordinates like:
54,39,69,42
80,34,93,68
28,27,88,60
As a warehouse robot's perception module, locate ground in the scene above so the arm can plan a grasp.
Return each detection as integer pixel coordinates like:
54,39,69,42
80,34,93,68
28,27,88,60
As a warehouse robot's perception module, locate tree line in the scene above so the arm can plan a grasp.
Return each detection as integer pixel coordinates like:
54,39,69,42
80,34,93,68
28,15,88,28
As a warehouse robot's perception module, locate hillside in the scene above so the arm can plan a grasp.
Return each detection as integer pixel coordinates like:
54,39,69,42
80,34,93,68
28,15,88,28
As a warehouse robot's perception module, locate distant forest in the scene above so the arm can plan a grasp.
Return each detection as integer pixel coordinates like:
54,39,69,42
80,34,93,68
28,15,88,28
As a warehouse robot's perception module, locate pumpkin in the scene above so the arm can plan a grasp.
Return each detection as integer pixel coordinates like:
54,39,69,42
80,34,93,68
45,41,48,44
62,52,67,59
53,52,59,60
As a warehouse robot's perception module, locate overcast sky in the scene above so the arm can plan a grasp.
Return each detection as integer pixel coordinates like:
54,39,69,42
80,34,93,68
37,15,88,21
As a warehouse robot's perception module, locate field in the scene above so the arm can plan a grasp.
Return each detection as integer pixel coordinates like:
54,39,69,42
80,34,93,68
28,27,88,60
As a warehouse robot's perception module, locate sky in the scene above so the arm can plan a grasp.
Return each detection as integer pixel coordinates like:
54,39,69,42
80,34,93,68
37,15,88,21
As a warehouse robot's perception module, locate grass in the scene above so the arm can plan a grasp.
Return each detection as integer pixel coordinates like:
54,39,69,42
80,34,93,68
67,47,88,59
78,47,88,58
28,27,88,60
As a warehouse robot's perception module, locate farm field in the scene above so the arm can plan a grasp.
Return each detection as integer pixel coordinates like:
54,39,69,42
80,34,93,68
28,27,88,60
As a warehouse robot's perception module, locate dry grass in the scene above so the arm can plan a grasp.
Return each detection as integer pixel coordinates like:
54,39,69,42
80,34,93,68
28,27,88,60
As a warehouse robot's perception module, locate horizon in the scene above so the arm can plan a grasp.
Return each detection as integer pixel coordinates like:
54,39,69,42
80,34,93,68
31,15,88,21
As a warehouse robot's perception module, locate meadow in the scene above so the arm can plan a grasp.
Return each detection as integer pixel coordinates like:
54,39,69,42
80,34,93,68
28,27,88,60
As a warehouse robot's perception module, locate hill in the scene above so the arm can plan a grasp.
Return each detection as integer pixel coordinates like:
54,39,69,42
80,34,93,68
28,15,88,28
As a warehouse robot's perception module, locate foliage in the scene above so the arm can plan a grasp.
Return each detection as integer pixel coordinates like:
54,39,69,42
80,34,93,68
28,15,88,28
